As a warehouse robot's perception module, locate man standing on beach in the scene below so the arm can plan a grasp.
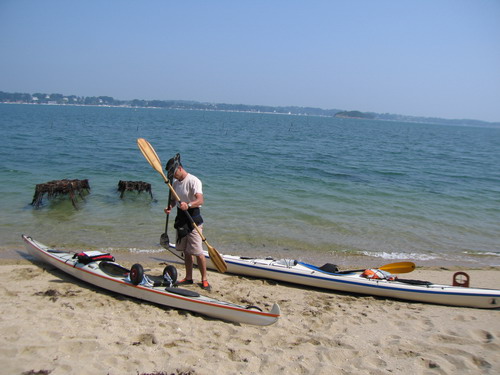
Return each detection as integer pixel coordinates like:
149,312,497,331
164,154,211,291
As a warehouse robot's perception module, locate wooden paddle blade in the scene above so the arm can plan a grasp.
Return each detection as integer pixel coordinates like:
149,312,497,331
207,244,228,273
379,262,415,274
137,138,168,181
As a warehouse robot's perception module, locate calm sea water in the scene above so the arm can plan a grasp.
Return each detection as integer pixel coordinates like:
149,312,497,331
1,104,499,267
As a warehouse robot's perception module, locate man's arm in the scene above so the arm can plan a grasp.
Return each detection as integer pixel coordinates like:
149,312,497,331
178,193,203,211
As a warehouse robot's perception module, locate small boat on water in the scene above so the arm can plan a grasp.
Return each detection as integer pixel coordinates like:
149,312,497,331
167,246,500,309
22,235,280,326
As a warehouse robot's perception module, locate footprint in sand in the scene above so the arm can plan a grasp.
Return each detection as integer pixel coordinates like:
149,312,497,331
471,329,495,343
14,267,44,281
132,333,158,346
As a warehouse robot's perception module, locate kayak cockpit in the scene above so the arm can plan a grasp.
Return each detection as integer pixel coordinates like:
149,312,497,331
99,261,130,277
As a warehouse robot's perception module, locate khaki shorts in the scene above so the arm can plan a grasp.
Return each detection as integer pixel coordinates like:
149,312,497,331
176,225,203,256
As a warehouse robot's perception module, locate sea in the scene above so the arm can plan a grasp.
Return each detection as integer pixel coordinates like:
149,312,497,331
1,103,499,268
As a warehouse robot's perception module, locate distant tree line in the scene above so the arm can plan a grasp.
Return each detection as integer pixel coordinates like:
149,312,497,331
1,90,497,126
0,90,340,116
0,91,119,106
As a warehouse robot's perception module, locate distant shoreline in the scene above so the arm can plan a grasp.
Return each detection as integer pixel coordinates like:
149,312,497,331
1,91,499,127
0,101,325,118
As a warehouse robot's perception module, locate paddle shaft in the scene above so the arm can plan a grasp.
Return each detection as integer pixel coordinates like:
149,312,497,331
159,189,172,248
165,189,171,232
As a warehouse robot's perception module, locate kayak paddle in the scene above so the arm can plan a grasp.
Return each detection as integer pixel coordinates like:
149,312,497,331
379,261,415,274
338,261,416,274
137,138,227,273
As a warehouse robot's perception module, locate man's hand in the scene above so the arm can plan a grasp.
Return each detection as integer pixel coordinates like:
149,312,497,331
178,202,189,211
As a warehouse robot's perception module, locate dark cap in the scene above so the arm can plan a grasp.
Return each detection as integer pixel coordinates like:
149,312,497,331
165,153,181,181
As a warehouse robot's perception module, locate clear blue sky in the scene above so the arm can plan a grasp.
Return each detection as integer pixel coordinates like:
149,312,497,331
1,1,499,122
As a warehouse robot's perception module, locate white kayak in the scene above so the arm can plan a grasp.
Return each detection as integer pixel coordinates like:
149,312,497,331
22,235,280,326
167,245,500,309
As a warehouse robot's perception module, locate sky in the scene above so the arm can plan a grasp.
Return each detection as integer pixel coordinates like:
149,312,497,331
1,0,499,122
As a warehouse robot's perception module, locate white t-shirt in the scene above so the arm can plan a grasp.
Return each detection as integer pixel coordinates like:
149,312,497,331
173,173,203,204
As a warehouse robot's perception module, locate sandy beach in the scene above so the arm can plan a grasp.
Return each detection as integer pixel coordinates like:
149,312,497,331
1,256,499,375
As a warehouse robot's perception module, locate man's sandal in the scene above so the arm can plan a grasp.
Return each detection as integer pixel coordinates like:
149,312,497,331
201,280,211,291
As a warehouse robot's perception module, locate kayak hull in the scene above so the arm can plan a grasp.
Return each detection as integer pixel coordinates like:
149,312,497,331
22,235,280,326
169,247,500,309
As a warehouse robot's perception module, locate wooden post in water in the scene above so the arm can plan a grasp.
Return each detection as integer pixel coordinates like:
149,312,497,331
31,179,91,208
117,180,153,199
